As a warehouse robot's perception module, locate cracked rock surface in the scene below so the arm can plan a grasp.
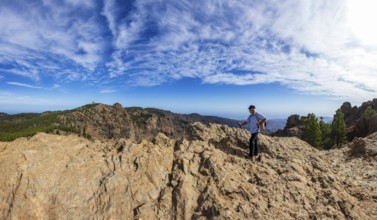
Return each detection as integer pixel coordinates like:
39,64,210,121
1,122,376,219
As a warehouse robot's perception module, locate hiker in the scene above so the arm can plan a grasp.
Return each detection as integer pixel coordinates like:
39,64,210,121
238,105,266,158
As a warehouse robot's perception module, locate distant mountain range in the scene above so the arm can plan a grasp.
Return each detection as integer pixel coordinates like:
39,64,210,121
0,103,289,142
3,99,377,142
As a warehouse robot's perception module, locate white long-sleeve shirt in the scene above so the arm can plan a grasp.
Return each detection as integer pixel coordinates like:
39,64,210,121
246,112,265,133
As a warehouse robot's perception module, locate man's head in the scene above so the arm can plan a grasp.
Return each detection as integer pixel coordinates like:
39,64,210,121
248,105,256,114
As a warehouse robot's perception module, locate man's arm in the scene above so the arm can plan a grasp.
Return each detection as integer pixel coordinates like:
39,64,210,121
238,121,248,128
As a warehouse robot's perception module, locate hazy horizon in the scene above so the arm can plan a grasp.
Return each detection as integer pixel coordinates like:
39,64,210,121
1,100,338,121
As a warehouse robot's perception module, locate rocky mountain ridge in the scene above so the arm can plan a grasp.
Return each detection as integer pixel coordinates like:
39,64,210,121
57,102,239,142
0,103,241,142
274,99,377,141
1,122,376,219
0,103,284,142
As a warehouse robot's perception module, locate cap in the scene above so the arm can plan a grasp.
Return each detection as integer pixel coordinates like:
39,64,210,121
248,105,255,109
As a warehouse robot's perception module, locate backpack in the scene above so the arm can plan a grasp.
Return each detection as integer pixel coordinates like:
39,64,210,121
258,120,267,130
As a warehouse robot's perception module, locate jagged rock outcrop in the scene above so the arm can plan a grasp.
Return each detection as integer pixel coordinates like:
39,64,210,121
273,114,306,137
348,114,377,140
56,103,239,143
274,99,377,141
1,123,376,219
341,99,377,126
127,107,188,142
340,102,359,125
58,103,134,140
340,99,377,140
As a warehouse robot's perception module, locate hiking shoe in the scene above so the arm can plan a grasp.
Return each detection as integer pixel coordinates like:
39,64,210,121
256,155,262,162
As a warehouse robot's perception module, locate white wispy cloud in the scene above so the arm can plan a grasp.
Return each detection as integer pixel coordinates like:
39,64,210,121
0,1,105,82
104,0,377,101
101,0,118,38
1,0,376,102
52,84,61,89
100,89,116,94
7,82,42,89
0,66,40,81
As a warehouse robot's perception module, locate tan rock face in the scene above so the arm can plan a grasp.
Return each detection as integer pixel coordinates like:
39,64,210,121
321,132,377,218
1,122,376,219
57,103,193,143
58,103,135,140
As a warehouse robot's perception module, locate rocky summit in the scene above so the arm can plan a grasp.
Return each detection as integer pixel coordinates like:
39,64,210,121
1,122,376,219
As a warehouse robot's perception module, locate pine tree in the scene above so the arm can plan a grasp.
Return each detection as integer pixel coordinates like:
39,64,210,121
362,106,376,119
331,109,347,148
303,113,322,149
319,117,332,149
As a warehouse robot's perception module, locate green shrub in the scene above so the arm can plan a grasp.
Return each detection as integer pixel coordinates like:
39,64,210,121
362,106,376,119
0,111,76,142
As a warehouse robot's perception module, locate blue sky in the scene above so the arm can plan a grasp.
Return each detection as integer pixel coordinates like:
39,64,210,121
1,0,377,119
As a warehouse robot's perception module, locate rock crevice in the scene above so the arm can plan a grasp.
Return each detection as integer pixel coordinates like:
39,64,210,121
1,123,376,219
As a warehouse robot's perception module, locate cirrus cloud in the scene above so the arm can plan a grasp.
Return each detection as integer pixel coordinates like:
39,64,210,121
0,0,376,103
7,82,42,89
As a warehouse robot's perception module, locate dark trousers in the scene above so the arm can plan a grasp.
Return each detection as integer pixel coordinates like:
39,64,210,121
249,132,259,156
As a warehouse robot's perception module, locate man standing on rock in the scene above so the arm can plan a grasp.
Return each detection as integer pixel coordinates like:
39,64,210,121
238,105,266,158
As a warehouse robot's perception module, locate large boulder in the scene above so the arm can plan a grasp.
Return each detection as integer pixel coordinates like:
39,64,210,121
348,113,377,140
